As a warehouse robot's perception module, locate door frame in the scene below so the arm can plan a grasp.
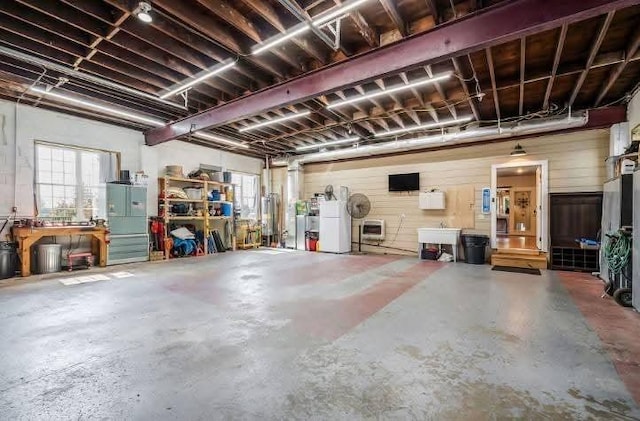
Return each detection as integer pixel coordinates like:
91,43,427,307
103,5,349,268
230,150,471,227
490,160,548,251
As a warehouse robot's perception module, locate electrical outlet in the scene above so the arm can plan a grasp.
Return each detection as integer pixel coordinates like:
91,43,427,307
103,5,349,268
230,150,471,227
11,206,17,213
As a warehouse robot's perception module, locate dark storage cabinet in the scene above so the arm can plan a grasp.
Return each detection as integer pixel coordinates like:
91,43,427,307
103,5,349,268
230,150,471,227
549,193,602,272
551,247,599,272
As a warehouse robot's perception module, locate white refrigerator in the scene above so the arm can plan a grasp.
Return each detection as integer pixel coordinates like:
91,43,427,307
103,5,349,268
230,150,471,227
319,200,351,253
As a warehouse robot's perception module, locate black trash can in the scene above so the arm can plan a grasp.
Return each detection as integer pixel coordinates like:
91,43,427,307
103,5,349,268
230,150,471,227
462,235,489,264
0,242,17,279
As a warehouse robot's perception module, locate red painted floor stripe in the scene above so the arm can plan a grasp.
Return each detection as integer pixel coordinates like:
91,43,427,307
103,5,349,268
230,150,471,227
558,271,640,405
293,261,444,341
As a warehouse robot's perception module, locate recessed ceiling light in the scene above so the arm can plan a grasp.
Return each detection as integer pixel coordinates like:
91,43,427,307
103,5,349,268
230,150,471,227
137,2,153,23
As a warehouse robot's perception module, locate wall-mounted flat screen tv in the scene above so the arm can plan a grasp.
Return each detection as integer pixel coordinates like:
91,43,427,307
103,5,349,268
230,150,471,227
388,173,420,191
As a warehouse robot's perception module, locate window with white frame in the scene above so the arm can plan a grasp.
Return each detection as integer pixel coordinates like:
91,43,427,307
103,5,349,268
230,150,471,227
35,142,118,220
231,172,259,220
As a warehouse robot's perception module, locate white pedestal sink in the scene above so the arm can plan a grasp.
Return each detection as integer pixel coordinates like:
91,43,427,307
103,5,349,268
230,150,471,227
417,228,462,262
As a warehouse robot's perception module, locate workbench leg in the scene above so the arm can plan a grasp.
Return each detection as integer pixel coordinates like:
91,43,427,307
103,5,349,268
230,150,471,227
20,239,34,277
96,235,107,267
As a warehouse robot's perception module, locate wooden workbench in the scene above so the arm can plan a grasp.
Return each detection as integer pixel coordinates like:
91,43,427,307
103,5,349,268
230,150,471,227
11,226,108,277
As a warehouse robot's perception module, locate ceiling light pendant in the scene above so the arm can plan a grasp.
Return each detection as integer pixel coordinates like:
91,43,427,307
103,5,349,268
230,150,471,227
296,136,360,151
312,0,373,26
510,143,527,156
159,61,236,99
136,2,153,23
29,86,165,126
194,131,249,149
238,110,311,132
375,116,473,138
326,73,452,109
253,25,311,55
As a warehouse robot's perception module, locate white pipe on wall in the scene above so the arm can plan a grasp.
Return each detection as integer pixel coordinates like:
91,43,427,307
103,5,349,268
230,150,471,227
274,113,588,166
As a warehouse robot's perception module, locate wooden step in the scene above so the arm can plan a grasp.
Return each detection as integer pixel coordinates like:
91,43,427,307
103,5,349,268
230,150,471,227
491,251,548,269
495,248,541,256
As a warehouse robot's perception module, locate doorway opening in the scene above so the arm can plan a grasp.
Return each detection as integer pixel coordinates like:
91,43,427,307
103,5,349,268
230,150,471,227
491,160,548,252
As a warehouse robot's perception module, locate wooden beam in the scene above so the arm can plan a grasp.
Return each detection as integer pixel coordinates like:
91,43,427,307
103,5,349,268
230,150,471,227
349,10,379,48
485,47,500,120
426,0,439,23
425,65,457,119
568,11,614,107
245,0,327,64
196,0,263,43
543,24,568,110
451,56,480,121
326,0,378,48
147,0,637,145
519,37,526,115
594,25,640,106
379,0,407,36
152,0,286,79
244,0,286,32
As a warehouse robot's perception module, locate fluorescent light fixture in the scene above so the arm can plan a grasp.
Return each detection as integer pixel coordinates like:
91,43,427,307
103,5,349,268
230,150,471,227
253,25,311,55
194,131,249,149
296,136,360,151
312,0,372,26
238,110,311,132
136,2,152,23
159,62,236,99
326,73,451,109
375,116,473,138
29,86,165,126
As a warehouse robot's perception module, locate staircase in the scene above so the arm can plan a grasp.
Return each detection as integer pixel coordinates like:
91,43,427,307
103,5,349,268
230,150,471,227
491,248,548,269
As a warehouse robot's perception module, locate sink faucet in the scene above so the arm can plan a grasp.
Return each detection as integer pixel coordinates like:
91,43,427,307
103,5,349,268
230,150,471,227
440,221,447,228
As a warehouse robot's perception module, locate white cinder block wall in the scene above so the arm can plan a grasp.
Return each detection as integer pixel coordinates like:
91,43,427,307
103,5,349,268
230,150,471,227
0,99,263,240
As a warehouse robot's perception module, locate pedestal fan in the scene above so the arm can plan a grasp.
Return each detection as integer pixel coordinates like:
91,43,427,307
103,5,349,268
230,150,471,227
347,193,371,252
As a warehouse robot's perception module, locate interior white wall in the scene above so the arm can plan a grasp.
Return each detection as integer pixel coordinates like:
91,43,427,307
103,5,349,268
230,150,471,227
0,99,263,238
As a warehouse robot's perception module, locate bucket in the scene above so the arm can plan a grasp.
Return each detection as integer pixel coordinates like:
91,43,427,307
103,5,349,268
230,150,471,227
184,187,203,200
306,238,317,251
35,244,62,274
0,242,17,279
221,203,233,216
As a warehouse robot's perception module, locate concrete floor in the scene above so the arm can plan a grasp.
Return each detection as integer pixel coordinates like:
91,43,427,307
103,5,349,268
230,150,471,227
1,250,639,420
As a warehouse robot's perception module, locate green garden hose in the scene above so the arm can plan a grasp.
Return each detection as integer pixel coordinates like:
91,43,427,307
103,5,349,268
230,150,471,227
603,231,632,275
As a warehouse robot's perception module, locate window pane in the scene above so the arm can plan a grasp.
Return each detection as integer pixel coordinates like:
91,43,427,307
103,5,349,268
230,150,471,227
51,148,63,161
36,143,110,221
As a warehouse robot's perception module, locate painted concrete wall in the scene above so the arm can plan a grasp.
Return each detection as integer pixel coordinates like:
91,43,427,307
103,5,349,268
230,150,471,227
0,99,263,239
303,129,609,255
